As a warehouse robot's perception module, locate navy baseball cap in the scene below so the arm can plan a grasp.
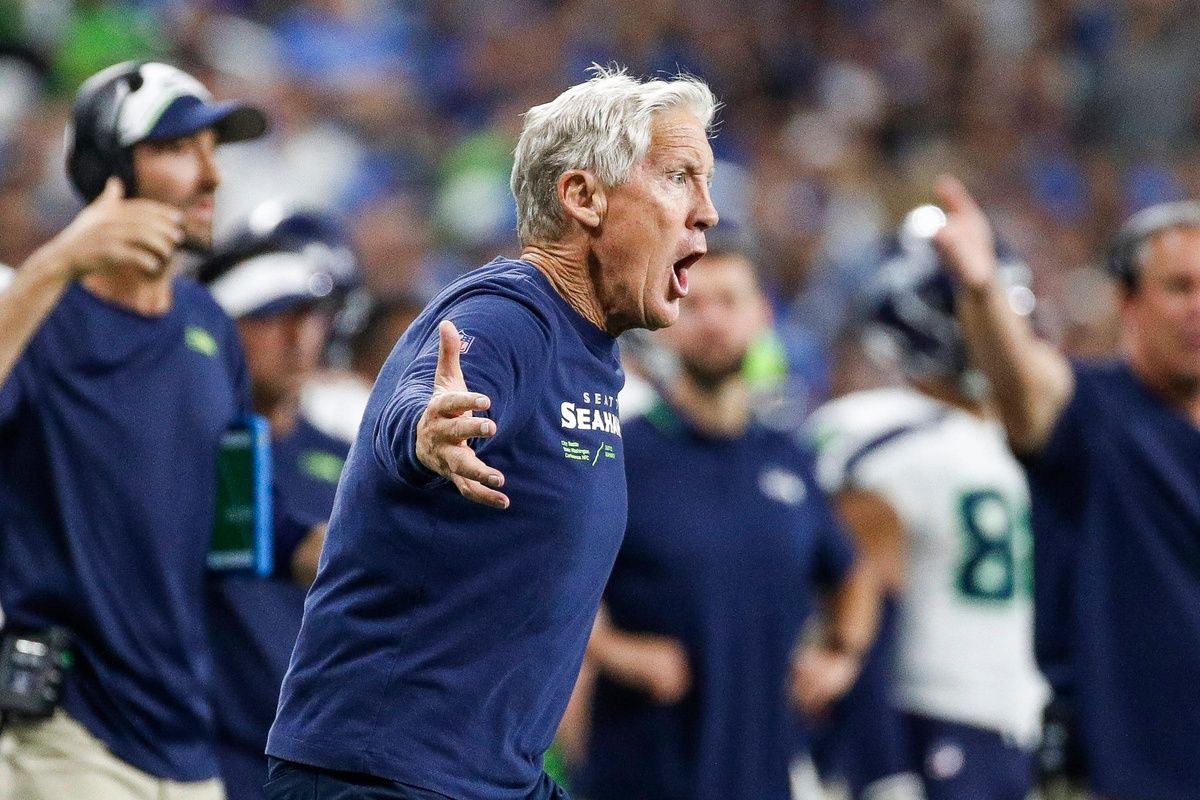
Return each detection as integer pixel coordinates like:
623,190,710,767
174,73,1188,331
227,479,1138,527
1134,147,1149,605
115,62,266,147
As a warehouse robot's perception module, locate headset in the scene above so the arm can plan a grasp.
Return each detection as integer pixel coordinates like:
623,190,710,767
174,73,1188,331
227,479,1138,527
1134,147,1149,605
1106,200,1200,290
65,60,147,202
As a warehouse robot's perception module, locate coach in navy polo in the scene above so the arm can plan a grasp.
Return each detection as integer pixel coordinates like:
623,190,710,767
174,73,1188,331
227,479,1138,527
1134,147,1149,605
265,67,719,800
933,177,1200,800
0,62,266,798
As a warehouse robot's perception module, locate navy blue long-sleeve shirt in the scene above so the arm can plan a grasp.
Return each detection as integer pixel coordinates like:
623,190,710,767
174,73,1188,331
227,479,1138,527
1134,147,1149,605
268,259,626,800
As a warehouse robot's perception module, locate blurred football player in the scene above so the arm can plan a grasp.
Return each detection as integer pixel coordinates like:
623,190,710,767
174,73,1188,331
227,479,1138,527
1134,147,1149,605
807,206,1048,800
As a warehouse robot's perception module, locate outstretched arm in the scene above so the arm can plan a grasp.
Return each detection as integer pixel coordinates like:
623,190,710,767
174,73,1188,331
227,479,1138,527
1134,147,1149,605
933,175,1074,453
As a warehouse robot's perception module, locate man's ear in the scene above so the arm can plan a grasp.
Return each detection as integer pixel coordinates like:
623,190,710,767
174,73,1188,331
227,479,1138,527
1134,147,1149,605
558,170,606,230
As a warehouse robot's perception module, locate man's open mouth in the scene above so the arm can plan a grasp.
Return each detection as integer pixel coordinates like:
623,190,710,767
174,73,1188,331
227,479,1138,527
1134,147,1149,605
671,252,704,298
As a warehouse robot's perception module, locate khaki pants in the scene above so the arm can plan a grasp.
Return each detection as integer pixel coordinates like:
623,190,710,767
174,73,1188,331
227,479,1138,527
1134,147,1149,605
0,709,224,800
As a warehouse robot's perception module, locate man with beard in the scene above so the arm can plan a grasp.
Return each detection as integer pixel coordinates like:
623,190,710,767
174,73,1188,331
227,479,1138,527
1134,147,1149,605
0,61,266,798
580,247,879,800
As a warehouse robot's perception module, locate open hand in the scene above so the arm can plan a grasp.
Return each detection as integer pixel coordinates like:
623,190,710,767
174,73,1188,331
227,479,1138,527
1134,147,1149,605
415,321,509,509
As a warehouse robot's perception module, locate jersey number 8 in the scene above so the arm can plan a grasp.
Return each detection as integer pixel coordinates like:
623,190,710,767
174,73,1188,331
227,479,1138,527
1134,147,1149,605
956,489,1032,603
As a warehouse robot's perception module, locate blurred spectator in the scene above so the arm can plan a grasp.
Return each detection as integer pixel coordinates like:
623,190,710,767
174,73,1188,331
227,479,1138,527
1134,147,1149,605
302,290,426,443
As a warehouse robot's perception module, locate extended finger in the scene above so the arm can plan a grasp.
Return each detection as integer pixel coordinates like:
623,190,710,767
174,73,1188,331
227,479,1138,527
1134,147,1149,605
933,174,978,215
450,474,510,510
428,390,490,417
429,415,497,444
444,446,505,489
434,320,465,389
96,176,125,204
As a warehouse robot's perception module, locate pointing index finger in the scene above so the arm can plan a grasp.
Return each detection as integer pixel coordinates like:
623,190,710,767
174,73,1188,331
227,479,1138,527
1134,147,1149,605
934,174,977,215
434,320,465,390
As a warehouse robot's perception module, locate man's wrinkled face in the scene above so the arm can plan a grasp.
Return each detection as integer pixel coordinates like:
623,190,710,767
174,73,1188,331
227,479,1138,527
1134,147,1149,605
592,108,718,334
661,252,768,388
1126,227,1200,395
131,128,221,250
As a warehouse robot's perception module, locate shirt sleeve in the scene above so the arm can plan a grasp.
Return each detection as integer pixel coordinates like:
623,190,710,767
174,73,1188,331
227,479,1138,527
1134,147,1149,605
0,368,24,427
1018,361,1092,508
373,293,552,488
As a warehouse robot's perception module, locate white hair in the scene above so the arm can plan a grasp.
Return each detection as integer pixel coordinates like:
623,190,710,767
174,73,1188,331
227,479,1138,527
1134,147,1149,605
510,65,718,245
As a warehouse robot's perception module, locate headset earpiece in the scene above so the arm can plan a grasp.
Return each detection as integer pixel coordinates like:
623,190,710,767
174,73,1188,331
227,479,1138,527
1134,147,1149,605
65,61,145,202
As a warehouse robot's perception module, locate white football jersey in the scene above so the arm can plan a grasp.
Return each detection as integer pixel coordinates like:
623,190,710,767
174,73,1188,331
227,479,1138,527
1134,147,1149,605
808,386,1048,745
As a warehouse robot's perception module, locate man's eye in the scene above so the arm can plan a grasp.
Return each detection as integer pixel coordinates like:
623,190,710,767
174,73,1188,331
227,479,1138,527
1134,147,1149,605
670,172,687,184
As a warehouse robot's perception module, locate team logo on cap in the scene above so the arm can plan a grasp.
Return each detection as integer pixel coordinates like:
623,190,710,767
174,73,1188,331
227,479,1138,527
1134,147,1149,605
116,63,212,147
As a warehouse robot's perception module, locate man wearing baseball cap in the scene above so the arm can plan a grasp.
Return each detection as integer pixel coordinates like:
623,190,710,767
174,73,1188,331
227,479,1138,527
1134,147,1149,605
0,61,266,799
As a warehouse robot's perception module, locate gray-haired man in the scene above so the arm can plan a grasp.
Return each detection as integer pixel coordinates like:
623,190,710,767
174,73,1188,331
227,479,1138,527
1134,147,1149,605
266,67,718,800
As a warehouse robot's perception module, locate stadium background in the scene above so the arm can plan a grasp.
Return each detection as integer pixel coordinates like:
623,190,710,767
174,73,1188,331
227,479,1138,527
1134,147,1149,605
7,0,1191,392
0,0,1193,793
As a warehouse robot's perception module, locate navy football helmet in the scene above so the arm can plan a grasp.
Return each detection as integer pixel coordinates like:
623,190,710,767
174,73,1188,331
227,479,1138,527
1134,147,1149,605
863,205,1034,397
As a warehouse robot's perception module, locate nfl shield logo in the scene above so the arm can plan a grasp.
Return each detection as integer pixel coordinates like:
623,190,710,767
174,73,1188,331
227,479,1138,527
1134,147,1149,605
458,331,475,354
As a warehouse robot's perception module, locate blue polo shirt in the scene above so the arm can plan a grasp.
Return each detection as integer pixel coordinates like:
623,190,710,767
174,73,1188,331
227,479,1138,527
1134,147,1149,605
583,401,855,800
267,258,627,800
1023,360,1200,799
0,278,249,781
209,419,348,800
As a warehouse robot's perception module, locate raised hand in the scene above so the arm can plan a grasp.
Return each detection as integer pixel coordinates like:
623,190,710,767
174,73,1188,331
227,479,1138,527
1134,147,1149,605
414,321,509,509
46,177,185,278
932,174,999,291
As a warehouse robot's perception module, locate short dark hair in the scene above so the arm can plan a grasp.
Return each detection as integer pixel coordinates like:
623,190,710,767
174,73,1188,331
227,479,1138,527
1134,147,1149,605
1107,201,1200,291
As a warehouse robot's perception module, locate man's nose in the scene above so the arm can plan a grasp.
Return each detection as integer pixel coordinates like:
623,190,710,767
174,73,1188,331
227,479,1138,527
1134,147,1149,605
692,182,719,231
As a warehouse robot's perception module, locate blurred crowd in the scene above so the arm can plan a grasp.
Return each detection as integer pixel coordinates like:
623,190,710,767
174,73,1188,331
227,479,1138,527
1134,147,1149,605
7,0,1200,409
